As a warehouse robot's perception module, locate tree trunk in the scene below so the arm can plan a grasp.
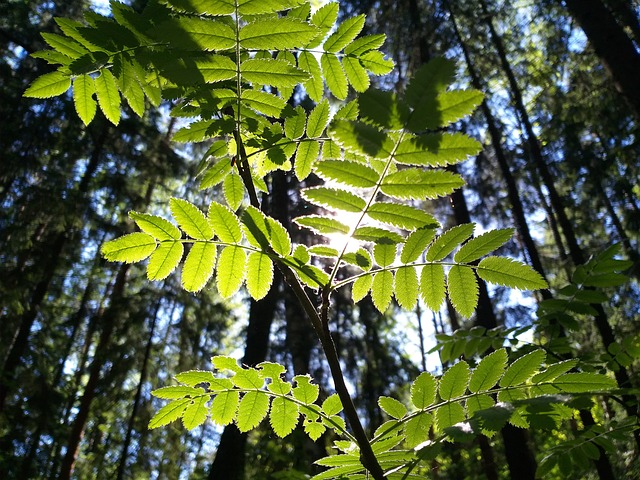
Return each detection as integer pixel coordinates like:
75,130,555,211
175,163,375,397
563,0,640,119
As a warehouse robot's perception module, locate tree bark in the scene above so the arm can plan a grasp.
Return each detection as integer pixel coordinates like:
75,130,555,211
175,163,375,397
563,0,640,119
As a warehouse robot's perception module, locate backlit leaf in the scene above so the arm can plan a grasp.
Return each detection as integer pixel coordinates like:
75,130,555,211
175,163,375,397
94,69,121,125
211,390,239,426
295,215,350,235
152,386,204,399
381,169,465,201
439,361,470,400
246,252,273,300
454,228,514,263
435,403,465,431
323,14,365,52
404,413,432,448
182,396,209,430
395,266,419,310
302,187,366,213
240,18,318,49
499,350,546,387
447,265,478,318
72,74,96,125
329,120,393,158
266,217,292,256
298,51,323,102
552,373,617,393
344,33,386,55
216,246,247,298
359,50,394,75
352,274,373,303
411,372,437,409
315,160,379,188
241,90,286,117
170,198,214,240
420,263,446,312
160,17,235,50
367,203,438,230
149,398,190,429
241,58,309,89
394,133,482,167
284,106,306,140
101,233,156,263
405,57,455,110
372,270,394,312
147,241,183,281
270,396,300,437
469,349,507,393
237,391,269,432
208,202,242,243
130,212,181,240
294,140,320,180
306,99,330,137
321,53,348,100
224,172,245,211
476,256,548,290
343,57,369,92
426,224,475,262
182,242,216,292
378,396,407,420
401,227,437,263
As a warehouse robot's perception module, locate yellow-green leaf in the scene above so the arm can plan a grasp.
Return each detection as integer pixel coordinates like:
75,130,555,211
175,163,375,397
72,74,96,125
182,242,216,292
101,233,156,263
94,69,121,126
216,246,247,298
147,241,183,281
24,70,71,99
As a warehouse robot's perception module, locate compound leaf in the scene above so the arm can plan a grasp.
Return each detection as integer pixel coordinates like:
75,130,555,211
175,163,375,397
182,242,216,292
447,265,478,318
101,233,156,263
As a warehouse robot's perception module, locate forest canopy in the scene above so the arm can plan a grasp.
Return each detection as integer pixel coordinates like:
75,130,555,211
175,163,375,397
1,0,639,479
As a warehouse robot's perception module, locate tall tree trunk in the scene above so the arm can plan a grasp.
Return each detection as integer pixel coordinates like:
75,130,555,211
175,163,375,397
115,303,161,480
58,264,130,480
562,0,640,119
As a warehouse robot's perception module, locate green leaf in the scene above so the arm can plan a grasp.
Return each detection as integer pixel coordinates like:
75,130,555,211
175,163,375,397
308,245,339,258
352,274,373,303
216,246,247,298
367,203,438,230
323,14,365,52
372,270,394,312
147,241,184,281
211,390,239,426
447,265,478,318
101,233,156,263
240,18,318,49
160,17,235,50
358,90,409,130
182,242,216,292
345,33,386,55
378,396,407,420
294,140,320,180
149,398,191,429
315,160,379,188
245,252,273,300
381,169,465,200
373,242,396,267
343,248,373,270
359,50,394,75
435,403,466,431
294,215,350,235
395,266,419,310
201,157,233,189
394,133,482,167
329,120,393,158
305,420,327,441
298,51,324,103
343,57,369,92
426,224,475,262
302,187,366,213
241,58,309,89
321,53,348,100
401,227,437,263
224,172,245,211
94,69,121,125
553,373,617,393
182,395,210,430
454,228,514,263
266,217,292,256
41,31,88,58
129,212,182,240
306,99,330,138
439,361,470,400
499,350,546,387
285,106,307,140
405,57,455,110
112,54,145,116
270,396,300,437
170,198,214,240
403,413,432,448
293,375,320,404
322,394,343,416
469,349,507,393
241,90,286,117
207,202,242,244
152,386,204,399
175,371,222,388
430,90,484,129
531,360,579,384
420,263,446,312
242,206,272,250
411,372,437,409
353,226,403,243
476,256,548,290
72,74,97,125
